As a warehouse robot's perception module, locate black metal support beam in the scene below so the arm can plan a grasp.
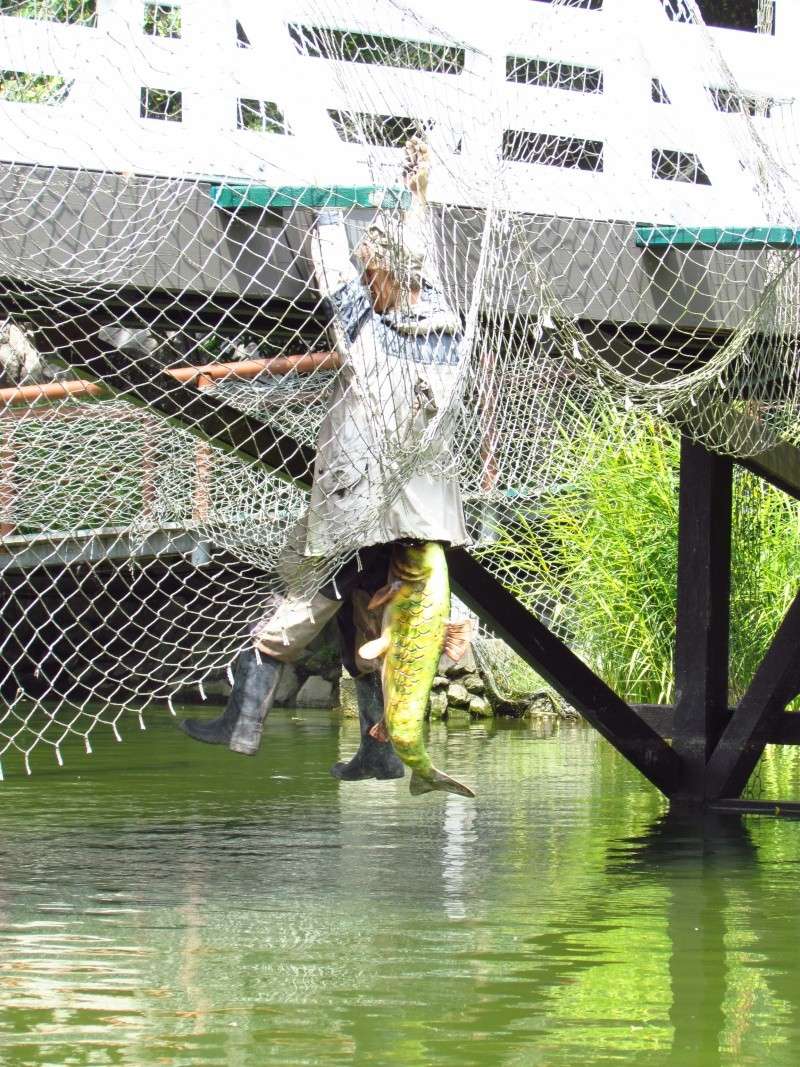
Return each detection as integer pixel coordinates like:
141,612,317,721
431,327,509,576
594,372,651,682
447,548,684,796
672,439,732,800
703,589,800,799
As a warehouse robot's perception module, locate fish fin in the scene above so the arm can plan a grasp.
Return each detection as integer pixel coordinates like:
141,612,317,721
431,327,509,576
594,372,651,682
367,582,402,611
443,620,473,663
368,718,390,743
409,768,476,799
358,633,391,662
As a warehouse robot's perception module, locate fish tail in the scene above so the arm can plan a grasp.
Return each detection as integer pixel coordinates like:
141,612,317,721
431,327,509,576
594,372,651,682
409,768,476,799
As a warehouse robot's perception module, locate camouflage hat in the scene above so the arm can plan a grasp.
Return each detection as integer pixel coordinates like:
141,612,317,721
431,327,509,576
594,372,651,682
356,215,426,288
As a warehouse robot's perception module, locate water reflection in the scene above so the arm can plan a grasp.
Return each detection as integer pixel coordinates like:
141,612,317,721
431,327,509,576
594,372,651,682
0,711,800,1065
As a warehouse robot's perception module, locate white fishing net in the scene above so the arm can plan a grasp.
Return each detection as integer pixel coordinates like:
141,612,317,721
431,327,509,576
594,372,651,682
1,0,798,773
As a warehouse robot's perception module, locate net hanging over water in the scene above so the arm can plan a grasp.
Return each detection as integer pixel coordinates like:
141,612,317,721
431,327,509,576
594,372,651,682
1,0,800,774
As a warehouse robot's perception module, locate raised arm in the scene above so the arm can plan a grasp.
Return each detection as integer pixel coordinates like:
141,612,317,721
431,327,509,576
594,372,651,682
309,208,357,300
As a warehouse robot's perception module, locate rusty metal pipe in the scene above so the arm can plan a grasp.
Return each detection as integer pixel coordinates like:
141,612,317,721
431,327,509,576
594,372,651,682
166,350,339,382
0,350,340,407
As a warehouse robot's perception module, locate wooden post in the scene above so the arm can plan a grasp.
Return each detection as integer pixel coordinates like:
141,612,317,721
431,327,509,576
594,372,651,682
192,375,214,523
704,589,800,800
141,416,157,522
671,438,733,803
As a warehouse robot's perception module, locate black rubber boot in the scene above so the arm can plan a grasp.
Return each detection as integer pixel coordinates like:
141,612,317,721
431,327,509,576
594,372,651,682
179,648,281,755
331,672,405,781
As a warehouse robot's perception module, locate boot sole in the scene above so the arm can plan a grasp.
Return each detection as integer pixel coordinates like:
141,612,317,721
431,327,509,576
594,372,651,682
330,762,405,780
179,720,231,745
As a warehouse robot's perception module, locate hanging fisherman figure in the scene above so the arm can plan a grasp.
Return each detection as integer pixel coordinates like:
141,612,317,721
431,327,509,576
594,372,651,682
180,139,473,790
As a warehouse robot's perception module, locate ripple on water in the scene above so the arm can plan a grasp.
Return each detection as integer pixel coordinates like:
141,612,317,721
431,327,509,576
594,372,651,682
1,712,800,1066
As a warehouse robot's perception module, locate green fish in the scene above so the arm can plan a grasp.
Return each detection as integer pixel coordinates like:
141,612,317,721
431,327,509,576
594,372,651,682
359,541,476,798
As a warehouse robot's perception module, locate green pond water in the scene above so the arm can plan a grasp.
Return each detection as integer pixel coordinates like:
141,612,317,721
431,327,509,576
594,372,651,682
1,710,800,1066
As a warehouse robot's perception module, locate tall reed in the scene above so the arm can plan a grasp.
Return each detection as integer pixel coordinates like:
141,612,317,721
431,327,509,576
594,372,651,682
481,404,800,705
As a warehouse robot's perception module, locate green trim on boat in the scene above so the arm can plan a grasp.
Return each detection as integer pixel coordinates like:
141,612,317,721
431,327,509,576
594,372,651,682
210,185,412,210
635,225,800,250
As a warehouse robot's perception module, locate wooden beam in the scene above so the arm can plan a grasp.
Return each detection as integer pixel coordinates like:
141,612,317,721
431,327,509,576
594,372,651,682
30,316,315,488
709,798,800,818
634,704,800,744
0,278,324,337
674,404,800,503
738,444,800,503
672,439,732,799
703,589,800,799
447,547,684,796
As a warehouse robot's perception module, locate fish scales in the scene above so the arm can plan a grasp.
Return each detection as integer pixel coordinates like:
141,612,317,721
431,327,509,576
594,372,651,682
362,541,475,798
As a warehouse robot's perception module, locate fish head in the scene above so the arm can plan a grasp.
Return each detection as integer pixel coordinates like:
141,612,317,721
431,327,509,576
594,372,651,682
390,540,444,584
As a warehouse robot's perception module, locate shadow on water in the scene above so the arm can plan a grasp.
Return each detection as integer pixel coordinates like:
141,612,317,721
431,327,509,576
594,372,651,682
608,811,800,1067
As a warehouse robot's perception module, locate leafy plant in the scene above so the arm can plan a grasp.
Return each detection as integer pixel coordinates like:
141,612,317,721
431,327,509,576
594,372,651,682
480,403,800,706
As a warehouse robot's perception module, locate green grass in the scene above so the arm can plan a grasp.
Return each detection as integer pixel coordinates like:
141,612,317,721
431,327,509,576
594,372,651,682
481,404,800,706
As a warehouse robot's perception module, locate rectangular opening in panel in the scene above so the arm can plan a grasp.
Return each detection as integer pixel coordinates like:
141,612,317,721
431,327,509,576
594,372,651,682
237,99,289,134
652,147,711,184
0,70,67,104
144,3,181,38
663,1,773,33
328,110,432,148
290,25,464,74
1,1,96,25
506,56,603,93
503,129,604,171
529,0,603,9
710,86,771,116
140,86,182,121
652,78,671,104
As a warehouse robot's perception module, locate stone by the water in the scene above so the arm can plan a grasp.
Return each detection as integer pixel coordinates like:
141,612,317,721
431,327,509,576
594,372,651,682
469,694,493,718
275,663,300,706
428,690,449,720
295,676,337,708
446,682,471,708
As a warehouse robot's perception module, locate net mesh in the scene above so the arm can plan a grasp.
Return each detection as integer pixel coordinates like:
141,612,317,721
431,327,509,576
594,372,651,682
1,0,799,778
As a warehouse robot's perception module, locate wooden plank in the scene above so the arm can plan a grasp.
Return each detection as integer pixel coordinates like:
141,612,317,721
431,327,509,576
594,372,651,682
709,799,800,818
635,226,800,250
0,162,770,332
677,401,800,503
704,590,800,799
738,445,800,503
672,439,732,799
29,316,315,489
211,185,411,210
0,278,324,339
634,704,800,744
447,547,684,796
0,527,208,574
0,166,318,302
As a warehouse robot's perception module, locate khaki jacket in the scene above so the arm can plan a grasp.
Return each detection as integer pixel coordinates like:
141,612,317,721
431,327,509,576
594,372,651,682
304,279,469,557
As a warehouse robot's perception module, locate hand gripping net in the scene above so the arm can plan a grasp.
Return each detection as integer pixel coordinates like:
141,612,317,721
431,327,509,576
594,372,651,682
0,0,797,773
